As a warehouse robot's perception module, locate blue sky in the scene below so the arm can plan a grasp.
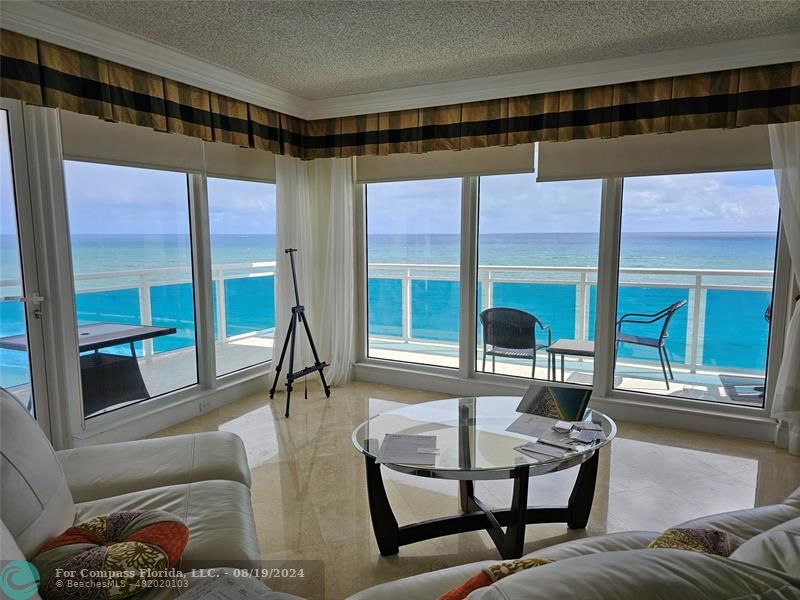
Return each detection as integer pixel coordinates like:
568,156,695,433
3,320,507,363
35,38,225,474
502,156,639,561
1,145,780,236
367,171,780,235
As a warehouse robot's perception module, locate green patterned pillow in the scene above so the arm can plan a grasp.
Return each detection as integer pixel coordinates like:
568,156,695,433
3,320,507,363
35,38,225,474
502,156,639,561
648,527,744,556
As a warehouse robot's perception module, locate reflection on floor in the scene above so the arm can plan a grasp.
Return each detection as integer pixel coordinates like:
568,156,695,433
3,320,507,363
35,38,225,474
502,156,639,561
369,339,765,407
153,381,798,599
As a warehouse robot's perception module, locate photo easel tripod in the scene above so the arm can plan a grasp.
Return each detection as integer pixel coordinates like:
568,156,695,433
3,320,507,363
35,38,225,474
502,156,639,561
269,248,330,417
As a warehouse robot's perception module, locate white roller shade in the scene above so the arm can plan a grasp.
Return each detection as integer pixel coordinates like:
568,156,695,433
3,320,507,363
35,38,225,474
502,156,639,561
59,110,275,181
355,143,534,183
537,126,771,182
203,142,275,182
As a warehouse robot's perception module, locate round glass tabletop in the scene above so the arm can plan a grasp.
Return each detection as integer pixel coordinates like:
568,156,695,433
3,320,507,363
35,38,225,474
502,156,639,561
352,396,616,480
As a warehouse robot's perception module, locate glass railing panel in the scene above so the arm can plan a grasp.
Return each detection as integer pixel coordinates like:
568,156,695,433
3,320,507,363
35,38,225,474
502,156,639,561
224,274,275,336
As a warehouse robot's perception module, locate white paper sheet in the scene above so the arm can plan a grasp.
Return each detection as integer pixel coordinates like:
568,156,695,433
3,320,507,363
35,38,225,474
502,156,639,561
375,433,438,465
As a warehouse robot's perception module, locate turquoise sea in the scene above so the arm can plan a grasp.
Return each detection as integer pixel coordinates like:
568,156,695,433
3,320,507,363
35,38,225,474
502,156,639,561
0,232,777,388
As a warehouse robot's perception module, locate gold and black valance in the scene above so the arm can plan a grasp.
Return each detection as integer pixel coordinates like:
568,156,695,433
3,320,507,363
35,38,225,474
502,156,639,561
2,29,798,159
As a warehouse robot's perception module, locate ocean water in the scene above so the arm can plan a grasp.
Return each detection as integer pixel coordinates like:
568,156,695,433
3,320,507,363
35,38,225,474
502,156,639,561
0,232,777,388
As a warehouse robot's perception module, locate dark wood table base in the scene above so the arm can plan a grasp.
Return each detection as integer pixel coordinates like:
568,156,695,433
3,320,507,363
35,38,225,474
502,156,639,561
364,449,600,559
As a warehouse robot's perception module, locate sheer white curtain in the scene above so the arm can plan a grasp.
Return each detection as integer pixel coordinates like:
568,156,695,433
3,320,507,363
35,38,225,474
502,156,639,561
316,158,355,384
271,155,355,389
272,155,317,385
769,122,800,455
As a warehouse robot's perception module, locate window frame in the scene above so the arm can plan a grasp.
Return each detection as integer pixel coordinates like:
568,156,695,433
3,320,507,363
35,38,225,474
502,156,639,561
355,168,790,430
21,106,276,446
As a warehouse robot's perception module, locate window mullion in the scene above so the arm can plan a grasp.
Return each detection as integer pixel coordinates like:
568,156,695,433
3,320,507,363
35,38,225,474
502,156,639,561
593,177,623,397
459,176,478,380
188,173,216,389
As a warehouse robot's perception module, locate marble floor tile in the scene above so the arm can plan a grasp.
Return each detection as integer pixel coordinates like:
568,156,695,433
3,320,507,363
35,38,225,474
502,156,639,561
153,381,800,599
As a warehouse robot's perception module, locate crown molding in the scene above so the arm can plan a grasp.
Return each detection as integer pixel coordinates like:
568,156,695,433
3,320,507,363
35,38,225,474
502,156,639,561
313,32,800,118
2,1,798,122
0,1,312,119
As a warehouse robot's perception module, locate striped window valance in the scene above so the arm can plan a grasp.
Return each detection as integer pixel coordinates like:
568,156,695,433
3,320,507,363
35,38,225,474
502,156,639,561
1,29,798,160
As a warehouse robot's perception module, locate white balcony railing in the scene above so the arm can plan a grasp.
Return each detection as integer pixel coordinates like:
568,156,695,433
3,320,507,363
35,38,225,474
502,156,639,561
1,260,277,361
2,261,774,375
368,263,774,374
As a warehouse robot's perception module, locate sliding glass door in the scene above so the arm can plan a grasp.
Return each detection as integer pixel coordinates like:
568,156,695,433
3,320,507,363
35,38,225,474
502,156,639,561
0,100,50,430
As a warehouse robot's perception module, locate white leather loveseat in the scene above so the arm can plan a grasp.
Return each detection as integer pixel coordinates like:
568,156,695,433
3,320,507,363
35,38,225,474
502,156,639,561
349,486,800,599
0,388,262,596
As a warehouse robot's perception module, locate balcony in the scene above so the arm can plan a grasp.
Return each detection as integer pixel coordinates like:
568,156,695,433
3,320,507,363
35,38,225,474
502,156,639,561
0,261,276,414
368,263,773,407
1,260,773,414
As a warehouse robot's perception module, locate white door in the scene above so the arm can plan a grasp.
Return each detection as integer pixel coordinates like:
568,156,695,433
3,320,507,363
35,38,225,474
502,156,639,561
0,98,51,436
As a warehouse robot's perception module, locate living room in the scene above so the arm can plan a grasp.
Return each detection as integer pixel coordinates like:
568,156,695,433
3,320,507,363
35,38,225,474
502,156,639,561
1,1,799,599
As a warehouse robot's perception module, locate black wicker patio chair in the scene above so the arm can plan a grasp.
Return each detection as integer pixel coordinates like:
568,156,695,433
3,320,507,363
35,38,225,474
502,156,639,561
479,307,551,378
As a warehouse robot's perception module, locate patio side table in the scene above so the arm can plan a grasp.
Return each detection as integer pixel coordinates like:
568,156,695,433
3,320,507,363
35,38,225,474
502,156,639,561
546,339,595,382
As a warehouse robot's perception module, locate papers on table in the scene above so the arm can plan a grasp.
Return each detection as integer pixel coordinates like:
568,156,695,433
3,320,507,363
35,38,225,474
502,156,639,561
182,573,273,600
375,433,438,465
515,441,570,459
508,413,606,461
570,429,606,444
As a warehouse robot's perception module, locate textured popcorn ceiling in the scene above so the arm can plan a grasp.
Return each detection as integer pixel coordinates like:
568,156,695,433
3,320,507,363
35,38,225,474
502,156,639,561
49,0,800,100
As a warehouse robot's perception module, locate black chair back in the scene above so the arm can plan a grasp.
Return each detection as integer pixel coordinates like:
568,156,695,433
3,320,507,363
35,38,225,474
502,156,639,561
658,300,688,342
480,308,541,349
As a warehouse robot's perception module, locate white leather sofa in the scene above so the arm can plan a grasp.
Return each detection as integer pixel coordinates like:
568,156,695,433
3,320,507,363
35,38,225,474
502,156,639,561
0,388,263,597
349,487,800,599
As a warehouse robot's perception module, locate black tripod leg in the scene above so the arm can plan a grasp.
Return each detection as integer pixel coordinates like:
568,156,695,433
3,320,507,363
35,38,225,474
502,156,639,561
269,318,294,399
285,315,298,417
299,313,331,397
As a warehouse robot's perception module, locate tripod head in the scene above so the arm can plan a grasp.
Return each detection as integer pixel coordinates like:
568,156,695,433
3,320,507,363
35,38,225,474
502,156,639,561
284,247,301,307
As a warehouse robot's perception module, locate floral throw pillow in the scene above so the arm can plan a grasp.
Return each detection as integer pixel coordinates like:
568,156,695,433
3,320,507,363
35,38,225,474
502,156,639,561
438,558,552,600
33,510,189,600
648,527,744,556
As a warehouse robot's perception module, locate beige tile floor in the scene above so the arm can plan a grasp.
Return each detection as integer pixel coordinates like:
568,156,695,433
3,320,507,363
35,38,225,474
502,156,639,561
154,381,800,600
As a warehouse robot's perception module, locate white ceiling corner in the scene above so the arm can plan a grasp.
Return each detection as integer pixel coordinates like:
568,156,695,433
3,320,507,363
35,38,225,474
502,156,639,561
1,1,312,118
2,1,799,121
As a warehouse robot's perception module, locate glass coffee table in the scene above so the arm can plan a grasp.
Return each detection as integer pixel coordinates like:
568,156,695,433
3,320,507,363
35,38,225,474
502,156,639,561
352,396,615,559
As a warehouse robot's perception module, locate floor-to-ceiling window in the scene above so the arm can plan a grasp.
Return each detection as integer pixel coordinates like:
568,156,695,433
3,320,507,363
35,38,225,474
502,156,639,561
365,178,462,368
613,171,779,406
63,161,198,417
476,174,602,384
207,177,277,377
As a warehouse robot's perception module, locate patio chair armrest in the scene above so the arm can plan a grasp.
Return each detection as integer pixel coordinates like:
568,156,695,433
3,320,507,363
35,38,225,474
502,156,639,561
617,311,659,323
537,323,552,346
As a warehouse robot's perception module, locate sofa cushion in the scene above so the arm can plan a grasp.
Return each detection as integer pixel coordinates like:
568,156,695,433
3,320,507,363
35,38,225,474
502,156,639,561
523,530,658,561
677,486,800,541
57,432,251,503
471,549,800,600
1,389,75,558
74,480,260,570
730,516,800,575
